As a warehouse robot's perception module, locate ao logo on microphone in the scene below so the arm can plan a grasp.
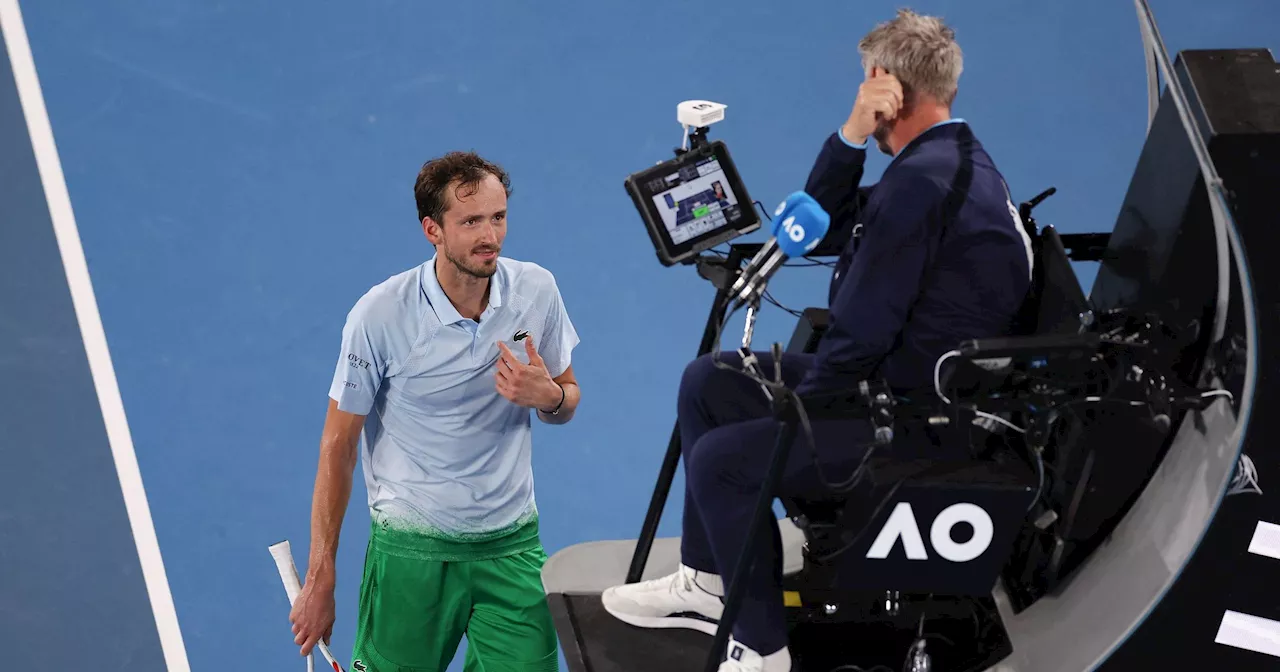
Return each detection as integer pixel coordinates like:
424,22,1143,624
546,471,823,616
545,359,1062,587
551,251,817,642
865,502,994,563
781,215,806,243
772,192,829,256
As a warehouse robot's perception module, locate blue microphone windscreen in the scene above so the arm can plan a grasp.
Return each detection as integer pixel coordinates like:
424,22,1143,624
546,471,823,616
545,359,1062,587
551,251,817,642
775,198,830,257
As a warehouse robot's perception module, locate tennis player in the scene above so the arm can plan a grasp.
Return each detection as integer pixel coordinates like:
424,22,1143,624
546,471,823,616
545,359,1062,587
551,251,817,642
289,151,581,672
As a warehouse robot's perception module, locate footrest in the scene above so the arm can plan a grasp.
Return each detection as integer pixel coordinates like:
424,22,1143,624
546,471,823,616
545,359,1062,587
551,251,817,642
549,592,712,672
547,591,1015,672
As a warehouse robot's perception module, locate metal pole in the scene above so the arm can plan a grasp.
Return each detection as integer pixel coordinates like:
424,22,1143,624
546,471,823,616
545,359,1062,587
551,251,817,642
703,406,800,672
1136,10,1159,130
1133,0,1232,345
625,244,756,583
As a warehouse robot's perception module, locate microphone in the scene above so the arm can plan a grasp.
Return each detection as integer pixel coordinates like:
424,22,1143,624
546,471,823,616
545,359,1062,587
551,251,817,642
731,191,830,310
727,196,802,297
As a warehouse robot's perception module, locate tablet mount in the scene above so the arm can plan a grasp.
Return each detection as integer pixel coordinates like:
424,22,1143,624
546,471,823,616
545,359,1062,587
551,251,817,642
677,125,712,156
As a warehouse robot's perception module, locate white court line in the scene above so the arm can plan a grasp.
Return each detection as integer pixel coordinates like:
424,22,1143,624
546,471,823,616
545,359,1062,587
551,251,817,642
0,2,190,670
1212,522,1280,659
1247,520,1280,561
1216,610,1280,659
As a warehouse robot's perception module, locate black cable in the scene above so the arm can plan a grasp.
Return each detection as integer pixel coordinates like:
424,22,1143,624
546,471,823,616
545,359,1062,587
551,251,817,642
754,199,772,223
707,301,883,502
710,359,881,499
808,479,905,564
762,288,803,317
917,633,955,647
960,595,985,640
698,247,816,317
704,243,828,268
785,258,837,268
786,384,885,495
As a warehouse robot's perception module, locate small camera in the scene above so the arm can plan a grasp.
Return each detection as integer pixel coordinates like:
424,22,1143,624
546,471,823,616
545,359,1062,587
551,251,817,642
677,100,727,129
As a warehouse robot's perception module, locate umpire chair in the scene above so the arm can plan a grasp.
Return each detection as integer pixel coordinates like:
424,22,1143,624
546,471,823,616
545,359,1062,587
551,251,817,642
704,193,1096,672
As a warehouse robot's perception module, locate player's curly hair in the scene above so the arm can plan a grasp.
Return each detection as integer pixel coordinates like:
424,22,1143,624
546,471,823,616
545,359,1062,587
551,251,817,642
858,8,963,108
413,151,512,225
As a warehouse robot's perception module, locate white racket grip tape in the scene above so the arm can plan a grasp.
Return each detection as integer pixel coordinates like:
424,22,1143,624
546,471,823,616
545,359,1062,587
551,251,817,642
270,540,344,672
270,540,305,603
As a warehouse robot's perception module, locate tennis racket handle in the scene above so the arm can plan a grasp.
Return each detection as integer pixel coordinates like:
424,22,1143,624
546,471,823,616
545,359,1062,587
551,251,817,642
270,540,345,672
269,540,305,604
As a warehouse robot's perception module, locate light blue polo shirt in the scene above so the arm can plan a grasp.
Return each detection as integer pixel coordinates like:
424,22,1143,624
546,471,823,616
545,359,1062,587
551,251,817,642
328,255,579,541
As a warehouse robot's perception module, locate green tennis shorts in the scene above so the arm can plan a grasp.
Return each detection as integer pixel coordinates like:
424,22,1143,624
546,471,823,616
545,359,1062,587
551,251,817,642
350,517,559,672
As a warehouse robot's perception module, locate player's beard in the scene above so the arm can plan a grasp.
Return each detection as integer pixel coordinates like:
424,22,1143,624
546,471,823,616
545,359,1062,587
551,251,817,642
444,242,500,279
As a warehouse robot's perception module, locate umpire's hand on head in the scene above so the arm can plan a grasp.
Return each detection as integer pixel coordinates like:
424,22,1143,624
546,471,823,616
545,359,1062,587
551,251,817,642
841,68,904,145
496,338,561,410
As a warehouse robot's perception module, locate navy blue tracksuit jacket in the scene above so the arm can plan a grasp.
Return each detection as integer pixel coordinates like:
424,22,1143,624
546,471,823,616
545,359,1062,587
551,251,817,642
797,120,1034,396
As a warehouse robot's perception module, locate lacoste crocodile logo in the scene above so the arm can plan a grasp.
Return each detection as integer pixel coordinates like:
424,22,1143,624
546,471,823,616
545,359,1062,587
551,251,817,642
513,330,529,342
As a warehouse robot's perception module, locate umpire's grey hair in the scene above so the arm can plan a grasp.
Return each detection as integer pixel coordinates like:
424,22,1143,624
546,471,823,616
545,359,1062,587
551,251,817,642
858,8,963,107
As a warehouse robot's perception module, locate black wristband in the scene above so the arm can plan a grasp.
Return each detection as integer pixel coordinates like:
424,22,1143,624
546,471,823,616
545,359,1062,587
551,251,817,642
541,383,565,415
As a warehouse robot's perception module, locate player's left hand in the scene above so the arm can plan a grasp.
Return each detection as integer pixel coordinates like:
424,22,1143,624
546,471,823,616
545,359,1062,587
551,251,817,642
496,338,561,410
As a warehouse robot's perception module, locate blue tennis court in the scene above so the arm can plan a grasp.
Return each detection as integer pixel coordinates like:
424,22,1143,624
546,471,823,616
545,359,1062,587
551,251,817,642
2,1,1278,670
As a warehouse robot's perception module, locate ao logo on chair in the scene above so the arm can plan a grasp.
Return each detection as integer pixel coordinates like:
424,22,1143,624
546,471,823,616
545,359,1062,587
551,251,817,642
865,502,995,563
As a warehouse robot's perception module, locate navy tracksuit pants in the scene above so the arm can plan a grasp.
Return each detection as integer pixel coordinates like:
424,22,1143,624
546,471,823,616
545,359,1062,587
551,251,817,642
677,350,960,656
677,349,875,656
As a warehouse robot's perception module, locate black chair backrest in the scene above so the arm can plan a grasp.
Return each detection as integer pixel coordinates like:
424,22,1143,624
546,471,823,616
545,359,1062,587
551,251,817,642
1013,225,1091,336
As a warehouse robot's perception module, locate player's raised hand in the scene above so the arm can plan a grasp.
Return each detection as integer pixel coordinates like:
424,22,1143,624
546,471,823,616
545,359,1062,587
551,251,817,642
496,338,560,410
522,336,546,370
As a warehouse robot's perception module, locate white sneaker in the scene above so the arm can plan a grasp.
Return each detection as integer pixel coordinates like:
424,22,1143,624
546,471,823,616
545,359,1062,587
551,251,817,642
720,637,792,672
601,564,725,635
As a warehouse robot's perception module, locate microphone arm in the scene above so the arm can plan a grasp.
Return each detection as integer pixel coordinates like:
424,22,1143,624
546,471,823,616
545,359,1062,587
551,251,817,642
729,238,777,297
742,298,761,350
732,246,787,310
737,295,775,402
727,190,830,403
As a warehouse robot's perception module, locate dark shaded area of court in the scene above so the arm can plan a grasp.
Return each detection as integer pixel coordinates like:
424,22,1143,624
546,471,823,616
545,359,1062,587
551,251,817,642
0,28,165,671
